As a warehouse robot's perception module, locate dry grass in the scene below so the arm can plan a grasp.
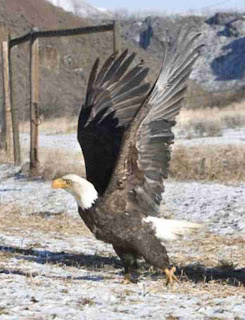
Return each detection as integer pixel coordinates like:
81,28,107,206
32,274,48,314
176,102,245,138
217,259,237,271
148,278,245,298
0,146,85,179
1,203,244,274
0,307,9,315
0,149,8,163
5,103,245,182
186,80,245,109
2,142,242,183
18,102,245,137
169,233,245,269
39,148,85,180
39,144,245,183
170,144,245,182
19,116,78,134
0,204,244,297
0,203,90,237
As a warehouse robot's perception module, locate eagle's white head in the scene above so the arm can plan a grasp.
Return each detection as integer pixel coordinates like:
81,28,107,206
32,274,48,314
52,174,98,210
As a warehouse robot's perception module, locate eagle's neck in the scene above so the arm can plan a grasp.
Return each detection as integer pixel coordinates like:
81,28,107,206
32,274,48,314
67,178,98,210
74,191,97,210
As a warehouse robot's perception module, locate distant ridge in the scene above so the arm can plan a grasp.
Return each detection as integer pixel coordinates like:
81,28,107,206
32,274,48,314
47,0,110,18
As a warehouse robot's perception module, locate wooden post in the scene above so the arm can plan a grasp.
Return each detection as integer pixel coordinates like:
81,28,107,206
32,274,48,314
2,40,14,162
10,48,21,165
0,96,4,149
113,20,121,54
30,36,40,174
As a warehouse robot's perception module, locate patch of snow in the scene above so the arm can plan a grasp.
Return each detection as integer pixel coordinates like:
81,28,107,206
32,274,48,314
19,127,245,163
47,0,109,18
174,128,245,146
0,164,245,319
163,181,245,236
1,164,244,237
0,164,78,217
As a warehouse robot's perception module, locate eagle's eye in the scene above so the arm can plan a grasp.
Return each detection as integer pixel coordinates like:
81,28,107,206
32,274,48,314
64,179,72,186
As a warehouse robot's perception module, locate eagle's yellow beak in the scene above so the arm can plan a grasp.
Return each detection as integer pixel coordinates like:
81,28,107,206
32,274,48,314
52,178,69,189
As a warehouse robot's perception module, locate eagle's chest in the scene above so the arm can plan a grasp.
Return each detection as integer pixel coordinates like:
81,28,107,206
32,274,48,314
78,204,114,242
78,204,144,244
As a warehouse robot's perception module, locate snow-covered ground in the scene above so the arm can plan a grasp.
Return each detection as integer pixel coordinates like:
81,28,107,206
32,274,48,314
20,128,245,150
1,164,245,236
18,127,245,163
1,126,245,319
175,128,245,146
0,163,245,319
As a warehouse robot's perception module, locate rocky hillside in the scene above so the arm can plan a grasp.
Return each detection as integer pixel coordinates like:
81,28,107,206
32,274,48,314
195,13,245,92
0,0,160,121
121,12,245,92
0,0,245,124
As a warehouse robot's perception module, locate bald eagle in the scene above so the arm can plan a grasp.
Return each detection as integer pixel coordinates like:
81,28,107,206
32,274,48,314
52,29,202,284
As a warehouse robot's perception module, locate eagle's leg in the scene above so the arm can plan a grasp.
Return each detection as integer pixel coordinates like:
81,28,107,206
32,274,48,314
164,266,179,286
133,233,179,286
123,271,138,284
113,245,139,283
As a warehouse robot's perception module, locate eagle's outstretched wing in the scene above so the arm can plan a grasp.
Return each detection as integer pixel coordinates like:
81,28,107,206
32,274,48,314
101,29,202,216
78,50,150,195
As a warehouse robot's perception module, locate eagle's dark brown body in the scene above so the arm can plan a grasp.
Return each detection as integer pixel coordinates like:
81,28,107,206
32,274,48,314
79,201,169,273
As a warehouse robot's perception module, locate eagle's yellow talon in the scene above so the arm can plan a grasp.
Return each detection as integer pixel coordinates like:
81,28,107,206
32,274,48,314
164,266,179,286
122,273,138,284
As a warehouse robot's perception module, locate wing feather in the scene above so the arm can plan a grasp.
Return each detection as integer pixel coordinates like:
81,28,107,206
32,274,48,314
134,29,202,214
101,50,128,85
101,28,202,216
94,52,117,85
77,51,150,195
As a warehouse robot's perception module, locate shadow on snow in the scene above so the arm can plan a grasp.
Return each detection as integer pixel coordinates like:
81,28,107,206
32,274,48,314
0,245,244,286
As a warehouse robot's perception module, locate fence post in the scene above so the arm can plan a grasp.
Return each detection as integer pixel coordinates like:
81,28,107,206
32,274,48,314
10,47,21,165
29,36,40,175
0,45,6,151
113,20,121,54
2,39,14,162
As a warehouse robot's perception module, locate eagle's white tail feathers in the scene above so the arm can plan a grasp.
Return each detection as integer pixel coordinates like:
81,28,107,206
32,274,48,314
143,216,202,242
